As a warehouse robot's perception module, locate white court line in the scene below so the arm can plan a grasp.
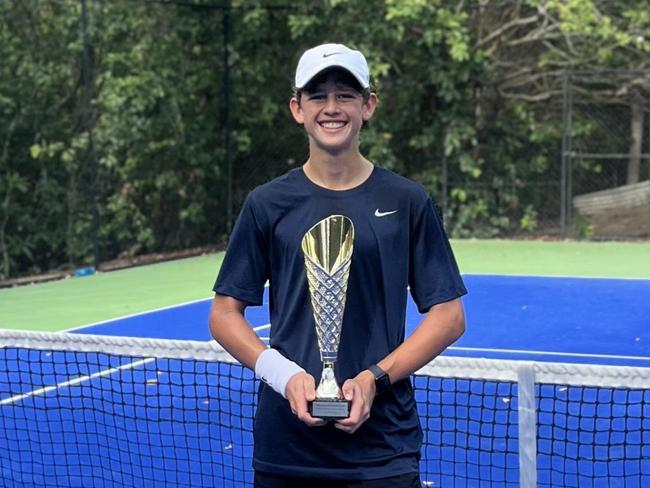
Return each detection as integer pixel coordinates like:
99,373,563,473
252,325,647,362
65,283,275,333
254,324,270,344
62,297,214,332
448,346,650,362
462,272,650,282
0,357,155,406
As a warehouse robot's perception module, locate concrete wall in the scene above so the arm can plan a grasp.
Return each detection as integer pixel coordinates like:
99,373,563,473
573,181,650,238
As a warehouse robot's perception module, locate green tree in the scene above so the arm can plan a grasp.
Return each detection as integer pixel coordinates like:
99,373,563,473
2,0,648,279
0,0,82,278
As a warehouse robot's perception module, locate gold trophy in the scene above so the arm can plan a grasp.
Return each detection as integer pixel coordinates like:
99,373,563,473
301,215,354,419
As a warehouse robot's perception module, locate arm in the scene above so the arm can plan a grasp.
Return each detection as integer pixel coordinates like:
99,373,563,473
377,297,465,383
209,294,266,370
209,294,325,427
335,297,465,433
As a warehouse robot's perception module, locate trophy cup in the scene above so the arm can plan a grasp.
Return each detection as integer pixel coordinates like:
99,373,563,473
301,215,354,420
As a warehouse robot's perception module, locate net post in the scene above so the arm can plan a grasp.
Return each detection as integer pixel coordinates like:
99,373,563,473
518,363,537,488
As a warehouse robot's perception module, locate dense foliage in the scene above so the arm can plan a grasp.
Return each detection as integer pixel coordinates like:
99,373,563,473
1,0,648,278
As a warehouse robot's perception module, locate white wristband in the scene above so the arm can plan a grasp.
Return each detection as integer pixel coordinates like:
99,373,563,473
254,348,305,399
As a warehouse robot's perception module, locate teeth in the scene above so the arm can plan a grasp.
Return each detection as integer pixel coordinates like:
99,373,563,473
320,121,345,129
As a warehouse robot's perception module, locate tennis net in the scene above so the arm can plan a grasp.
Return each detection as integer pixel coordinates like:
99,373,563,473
0,329,648,487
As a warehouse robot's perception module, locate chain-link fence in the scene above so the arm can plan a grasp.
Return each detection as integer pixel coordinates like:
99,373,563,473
562,71,650,238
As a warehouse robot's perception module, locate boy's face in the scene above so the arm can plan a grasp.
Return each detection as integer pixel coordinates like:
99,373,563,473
289,69,377,155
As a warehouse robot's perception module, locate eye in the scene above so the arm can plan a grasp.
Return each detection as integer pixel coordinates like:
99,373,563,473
308,93,326,101
337,92,358,101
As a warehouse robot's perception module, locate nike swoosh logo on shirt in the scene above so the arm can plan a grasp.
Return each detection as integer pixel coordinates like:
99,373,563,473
375,209,398,217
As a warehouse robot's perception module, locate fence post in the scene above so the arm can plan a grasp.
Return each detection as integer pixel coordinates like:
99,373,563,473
222,1,233,234
81,0,99,268
560,71,573,238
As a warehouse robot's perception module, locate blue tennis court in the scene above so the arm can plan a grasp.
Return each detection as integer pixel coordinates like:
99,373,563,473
1,274,649,487
74,274,650,367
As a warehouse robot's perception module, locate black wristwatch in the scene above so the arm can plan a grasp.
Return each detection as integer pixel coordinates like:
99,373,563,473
367,364,391,395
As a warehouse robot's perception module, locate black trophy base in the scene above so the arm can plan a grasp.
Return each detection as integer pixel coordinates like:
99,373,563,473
309,398,350,420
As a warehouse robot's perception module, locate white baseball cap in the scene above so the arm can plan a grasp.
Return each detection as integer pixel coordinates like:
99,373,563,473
294,43,370,90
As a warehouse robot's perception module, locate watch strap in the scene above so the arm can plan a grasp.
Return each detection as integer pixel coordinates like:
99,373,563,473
367,364,391,395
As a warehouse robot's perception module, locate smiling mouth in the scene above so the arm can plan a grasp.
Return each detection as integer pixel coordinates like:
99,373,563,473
318,121,347,129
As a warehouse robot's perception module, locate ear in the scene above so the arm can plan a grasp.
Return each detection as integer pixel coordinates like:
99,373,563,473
361,93,378,121
289,97,304,124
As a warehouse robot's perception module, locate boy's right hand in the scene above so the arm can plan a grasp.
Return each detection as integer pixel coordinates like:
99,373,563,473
285,372,327,427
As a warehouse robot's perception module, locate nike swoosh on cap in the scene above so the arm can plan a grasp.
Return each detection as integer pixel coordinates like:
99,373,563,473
322,52,342,58
375,209,398,217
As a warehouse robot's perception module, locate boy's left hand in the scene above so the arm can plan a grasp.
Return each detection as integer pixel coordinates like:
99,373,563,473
334,370,376,434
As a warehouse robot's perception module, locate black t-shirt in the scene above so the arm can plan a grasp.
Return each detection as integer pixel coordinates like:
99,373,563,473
214,166,466,479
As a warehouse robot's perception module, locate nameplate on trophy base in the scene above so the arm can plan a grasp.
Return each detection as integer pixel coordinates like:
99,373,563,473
309,399,350,420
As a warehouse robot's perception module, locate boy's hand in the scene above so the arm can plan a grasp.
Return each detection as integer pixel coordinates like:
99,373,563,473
334,370,376,434
285,372,327,427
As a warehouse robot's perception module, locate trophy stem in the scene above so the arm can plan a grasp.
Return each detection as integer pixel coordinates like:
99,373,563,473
316,362,342,400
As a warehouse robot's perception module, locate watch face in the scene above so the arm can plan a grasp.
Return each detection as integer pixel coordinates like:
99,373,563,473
377,377,390,395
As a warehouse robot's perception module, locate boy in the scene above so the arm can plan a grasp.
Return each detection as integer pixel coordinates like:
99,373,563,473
210,43,466,487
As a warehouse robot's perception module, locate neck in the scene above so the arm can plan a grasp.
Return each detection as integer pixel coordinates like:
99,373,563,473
303,146,373,191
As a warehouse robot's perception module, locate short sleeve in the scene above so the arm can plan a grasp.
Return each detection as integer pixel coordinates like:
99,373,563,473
409,196,467,313
213,192,270,306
